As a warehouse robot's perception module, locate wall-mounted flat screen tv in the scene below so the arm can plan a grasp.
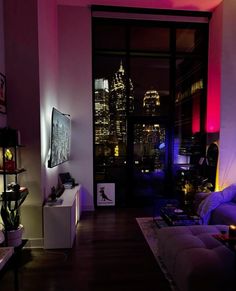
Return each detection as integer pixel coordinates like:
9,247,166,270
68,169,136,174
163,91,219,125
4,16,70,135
48,107,71,168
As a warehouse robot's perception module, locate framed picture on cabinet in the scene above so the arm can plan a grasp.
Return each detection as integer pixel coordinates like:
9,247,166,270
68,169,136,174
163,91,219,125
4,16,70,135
96,182,115,206
0,73,6,114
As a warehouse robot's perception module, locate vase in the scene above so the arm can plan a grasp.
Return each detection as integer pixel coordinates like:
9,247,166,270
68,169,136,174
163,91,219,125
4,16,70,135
5,224,24,247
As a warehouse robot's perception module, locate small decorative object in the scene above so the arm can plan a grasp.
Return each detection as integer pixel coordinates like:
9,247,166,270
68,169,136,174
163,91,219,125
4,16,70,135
7,182,20,192
0,73,6,114
229,225,236,238
97,183,115,206
50,186,57,201
6,224,24,247
4,148,15,171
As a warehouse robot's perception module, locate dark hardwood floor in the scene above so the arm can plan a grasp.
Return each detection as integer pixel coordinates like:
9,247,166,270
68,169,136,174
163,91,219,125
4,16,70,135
0,207,171,291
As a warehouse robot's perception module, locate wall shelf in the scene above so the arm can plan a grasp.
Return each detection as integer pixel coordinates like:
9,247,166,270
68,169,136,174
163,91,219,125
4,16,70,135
0,168,26,175
0,128,28,248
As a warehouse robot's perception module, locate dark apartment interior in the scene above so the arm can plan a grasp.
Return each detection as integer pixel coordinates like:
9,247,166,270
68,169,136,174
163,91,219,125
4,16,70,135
1,1,236,291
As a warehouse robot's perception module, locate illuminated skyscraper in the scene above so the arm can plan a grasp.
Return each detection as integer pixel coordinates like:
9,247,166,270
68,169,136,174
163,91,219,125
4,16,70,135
110,62,134,144
94,78,110,144
143,89,160,115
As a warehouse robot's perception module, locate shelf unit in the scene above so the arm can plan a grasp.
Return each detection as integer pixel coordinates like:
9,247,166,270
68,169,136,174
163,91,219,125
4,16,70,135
0,145,28,196
0,128,28,248
0,144,25,188
0,168,26,175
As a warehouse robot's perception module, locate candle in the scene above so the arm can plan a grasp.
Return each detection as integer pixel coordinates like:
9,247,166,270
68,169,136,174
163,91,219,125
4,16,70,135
229,225,236,238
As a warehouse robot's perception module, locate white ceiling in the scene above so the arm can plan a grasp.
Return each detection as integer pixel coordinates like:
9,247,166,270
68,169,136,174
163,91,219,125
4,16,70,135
57,0,223,12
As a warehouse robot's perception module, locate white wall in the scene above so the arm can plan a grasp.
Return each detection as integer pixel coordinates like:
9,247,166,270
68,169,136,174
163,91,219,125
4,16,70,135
4,0,42,247
37,2,94,212
58,6,94,210
218,0,236,189
38,0,60,199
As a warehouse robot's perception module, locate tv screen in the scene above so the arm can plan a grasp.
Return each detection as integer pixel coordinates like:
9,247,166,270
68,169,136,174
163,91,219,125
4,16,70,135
48,107,71,168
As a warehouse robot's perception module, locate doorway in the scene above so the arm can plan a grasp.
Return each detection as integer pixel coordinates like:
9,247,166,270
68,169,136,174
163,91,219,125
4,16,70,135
127,118,170,206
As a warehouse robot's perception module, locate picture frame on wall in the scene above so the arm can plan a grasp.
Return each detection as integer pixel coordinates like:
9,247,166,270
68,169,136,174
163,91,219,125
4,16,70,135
0,73,6,114
97,182,115,206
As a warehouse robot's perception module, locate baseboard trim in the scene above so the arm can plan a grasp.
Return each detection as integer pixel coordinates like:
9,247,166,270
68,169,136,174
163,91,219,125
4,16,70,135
82,205,95,211
23,238,44,249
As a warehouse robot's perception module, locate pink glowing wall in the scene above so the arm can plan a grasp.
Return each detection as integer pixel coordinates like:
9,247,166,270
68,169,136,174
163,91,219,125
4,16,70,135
206,6,222,133
218,0,236,188
192,95,200,133
38,0,60,200
58,0,223,12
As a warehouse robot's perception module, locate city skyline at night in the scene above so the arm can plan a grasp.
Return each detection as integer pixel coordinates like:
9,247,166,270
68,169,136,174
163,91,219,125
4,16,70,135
94,61,161,148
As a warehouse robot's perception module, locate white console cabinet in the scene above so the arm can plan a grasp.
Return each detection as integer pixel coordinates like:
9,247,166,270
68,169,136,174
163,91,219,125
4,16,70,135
43,185,81,249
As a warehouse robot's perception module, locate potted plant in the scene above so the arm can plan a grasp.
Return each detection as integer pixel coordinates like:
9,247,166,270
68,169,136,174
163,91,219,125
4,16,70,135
1,183,28,247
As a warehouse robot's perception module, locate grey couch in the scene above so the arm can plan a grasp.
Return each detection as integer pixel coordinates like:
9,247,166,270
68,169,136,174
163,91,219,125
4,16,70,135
195,183,236,225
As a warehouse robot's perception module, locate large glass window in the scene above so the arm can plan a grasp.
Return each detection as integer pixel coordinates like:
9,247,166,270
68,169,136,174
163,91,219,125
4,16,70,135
176,28,207,53
93,22,126,50
93,17,209,207
129,57,170,116
130,26,170,52
93,56,128,179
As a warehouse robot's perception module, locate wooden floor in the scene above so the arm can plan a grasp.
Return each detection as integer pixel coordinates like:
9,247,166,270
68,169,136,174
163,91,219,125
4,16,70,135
0,207,171,291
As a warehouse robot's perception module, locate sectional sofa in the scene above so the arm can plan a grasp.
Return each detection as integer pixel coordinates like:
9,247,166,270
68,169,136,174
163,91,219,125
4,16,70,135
156,184,236,291
157,224,235,291
196,183,236,225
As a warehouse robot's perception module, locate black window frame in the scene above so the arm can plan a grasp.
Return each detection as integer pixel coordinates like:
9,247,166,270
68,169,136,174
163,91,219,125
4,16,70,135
92,7,210,207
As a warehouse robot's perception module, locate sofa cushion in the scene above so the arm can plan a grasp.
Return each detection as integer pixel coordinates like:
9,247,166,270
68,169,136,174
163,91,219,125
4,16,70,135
221,183,236,202
157,225,235,291
197,184,236,224
210,202,236,225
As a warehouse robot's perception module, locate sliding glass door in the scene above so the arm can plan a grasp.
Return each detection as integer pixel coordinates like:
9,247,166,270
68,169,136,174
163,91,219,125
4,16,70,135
127,119,168,205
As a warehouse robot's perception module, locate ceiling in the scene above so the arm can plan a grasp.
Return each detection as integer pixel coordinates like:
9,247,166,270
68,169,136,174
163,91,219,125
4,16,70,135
57,0,223,12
